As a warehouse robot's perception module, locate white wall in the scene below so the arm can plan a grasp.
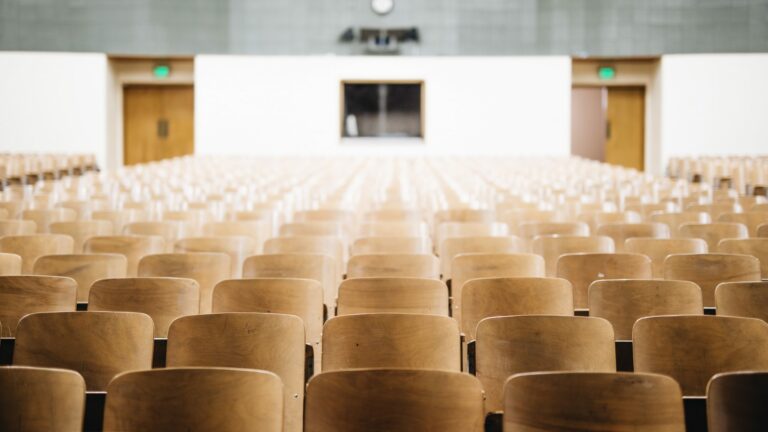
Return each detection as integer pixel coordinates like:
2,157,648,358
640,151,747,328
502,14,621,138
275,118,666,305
0,52,108,167
660,54,768,163
196,56,571,156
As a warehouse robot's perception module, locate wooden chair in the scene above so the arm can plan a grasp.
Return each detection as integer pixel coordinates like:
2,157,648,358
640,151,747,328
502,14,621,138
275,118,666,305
337,277,448,316
49,220,112,252
0,220,37,236
0,366,86,432
452,253,545,323
680,222,749,251
124,221,185,252
322,313,460,372
92,209,150,235
33,254,127,302
715,281,768,322
264,236,344,278
718,211,768,236
556,253,652,309
439,236,526,280
633,315,768,395
243,254,337,315
305,369,484,432
14,311,154,391
650,211,711,237
89,277,199,337
517,222,589,240
138,253,230,314
351,236,432,256
476,315,615,412
707,371,768,432
589,279,703,340
718,238,768,278
104,368,283,432
500,209,559,233
626,202,678,219
357,221,427,238
436,222,508,251
578,211,642,232
364,209,423,222
21,208,77,233
162,210,210,237
279,221,345,238
504,372,685,431
83,235,165,277
0,275,76,337
461,277,573,339
435,208,494,224
0,253,22,275
0,201,25,219
596,222,670,252
346,254,439,279
174,236,255,278
203,220,269,253
758,222,768,237
625,238,708,277
0,234,74,274
687,203,743,220
663,253,761,307
531,235,615,277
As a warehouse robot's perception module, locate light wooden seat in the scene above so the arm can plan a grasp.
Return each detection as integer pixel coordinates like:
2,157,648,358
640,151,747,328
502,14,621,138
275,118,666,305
21,208,77,233
104,367,283,432
124,221,185,252
295,209,355,224
578,211,642,232
33,254,127,302
596,222,670,252
718,238,768,278
461,277,573,339
83,235,165,277
439,236,526,280
436,222,508,251
707,371,768,432
89,277,199,337
0,234,74,274
280,221,345,238
92,209,151,235
14,311,154,391
167,313,305,432
203,220,269,253
138,253,230,314
55,200,92,220
0,366,86,432
351,236,432,256
0,201,25,219
162,210,210,237
174,236,255,278
626,202,677,219
663,253,761,307
305,369,484,432
589,279,703,340
531,235,615,277
322,313,460,372
0,220,37,236
687,203,743,220
0,275,76,337
0,252,22,275
337,277,448,316
435,208,494,224
264,236,344,278
718,211,768,236
633,315,768,396
715,281,768,322
452,253,545,323
364,209,423,222
680,222,749,251
650,211,712,237
476,315,616,412
625,237,708,277
556,253,652,309
517,222,589,240
49,220,112,252
346,254,439,279
504,372,685,431
357,221,427,238
758,223,768,237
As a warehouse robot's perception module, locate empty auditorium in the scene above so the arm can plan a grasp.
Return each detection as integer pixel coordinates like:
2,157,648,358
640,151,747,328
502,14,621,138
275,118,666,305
1,1,768,431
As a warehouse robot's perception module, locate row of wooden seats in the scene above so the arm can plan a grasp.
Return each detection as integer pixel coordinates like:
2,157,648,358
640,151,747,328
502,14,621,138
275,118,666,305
0,153,97,185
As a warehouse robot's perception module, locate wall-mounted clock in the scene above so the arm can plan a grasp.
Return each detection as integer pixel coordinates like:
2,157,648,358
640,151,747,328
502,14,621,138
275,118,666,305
371,0,394,15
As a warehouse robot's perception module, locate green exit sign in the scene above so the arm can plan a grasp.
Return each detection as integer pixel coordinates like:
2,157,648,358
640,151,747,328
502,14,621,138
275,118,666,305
153,64,171,78
598,66,616,80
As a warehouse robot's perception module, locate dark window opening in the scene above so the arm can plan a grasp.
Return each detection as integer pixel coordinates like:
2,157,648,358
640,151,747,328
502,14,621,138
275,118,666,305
342,82,423,138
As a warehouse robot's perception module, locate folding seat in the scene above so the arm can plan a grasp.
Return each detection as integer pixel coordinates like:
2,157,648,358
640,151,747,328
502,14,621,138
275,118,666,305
625,202,678,220
633,315,768,395
162,209,211,237
138,253,230,314
715,281,768,322
436,222,508,253
596,222,670,252
687,203,743,220
279,221,346,238
232,209,279,236
0,201,25,219
83,235,165,277
305,369,484,432
517,222,589,240
589,279,703,340
0,234,74,274
363,209,423,222
321,313,460,372
531,235,615,277
759,223,768,237
499,209,559,233
504,372,685,431
14,311,154,390
751,203,768,212
578,211,642,233
351,236,432,256
124,221,187,252
337,277,448,316
0,253,21,275
346,254,439,279
295,209,356,225
718,211,768,236
718,238,768,278
557,253,652,309
679,222,748,251
167,313,305,432
0,366,86,432
89,277,199,337
663,253,760,307
203,220,269,253
55,200,93,220
264,236,344,278
434,208,494,225
650,211,711,237
21,208,76,233
104,368,283,432
357,221,427,238
475,315,615,412
174,236,255,278
625,238,708,277
707,371,768,432
0,275,76,337
439,236,525,281
47,221,113,252
33,254,127,303
0,220,37,236
92,209,151,235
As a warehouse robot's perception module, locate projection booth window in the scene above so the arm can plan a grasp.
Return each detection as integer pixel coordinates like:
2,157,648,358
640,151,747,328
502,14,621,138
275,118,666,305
341,81,423,138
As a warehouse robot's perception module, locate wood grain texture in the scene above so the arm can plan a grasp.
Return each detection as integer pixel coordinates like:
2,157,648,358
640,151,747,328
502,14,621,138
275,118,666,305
633,315,768,396
504,372,685,431
89,277,199,337
707,371,768,432
50,220,113,252
0,275,76,336
625,237,708,278
21,208,77,233
477,316,616,412
174,236,255,278
83,235,165,277
718,238,768,278
439,236,526,279
596,222,670,252
650,212,712,237
14,311,154,391
322,313,460,372
0,366,86,432
556,253,652,309
680,222,748,251
167,313,304,432
33,254,127,302
0,252,22,275
0,234,74,274
352,236,432,256
589,279,703,340
663,253,761,307
305,369,484,432
347,254,439,279
0,220,37,236
337,277,448,316
718,211,768,236
715,281,768,322
531,235,615,277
